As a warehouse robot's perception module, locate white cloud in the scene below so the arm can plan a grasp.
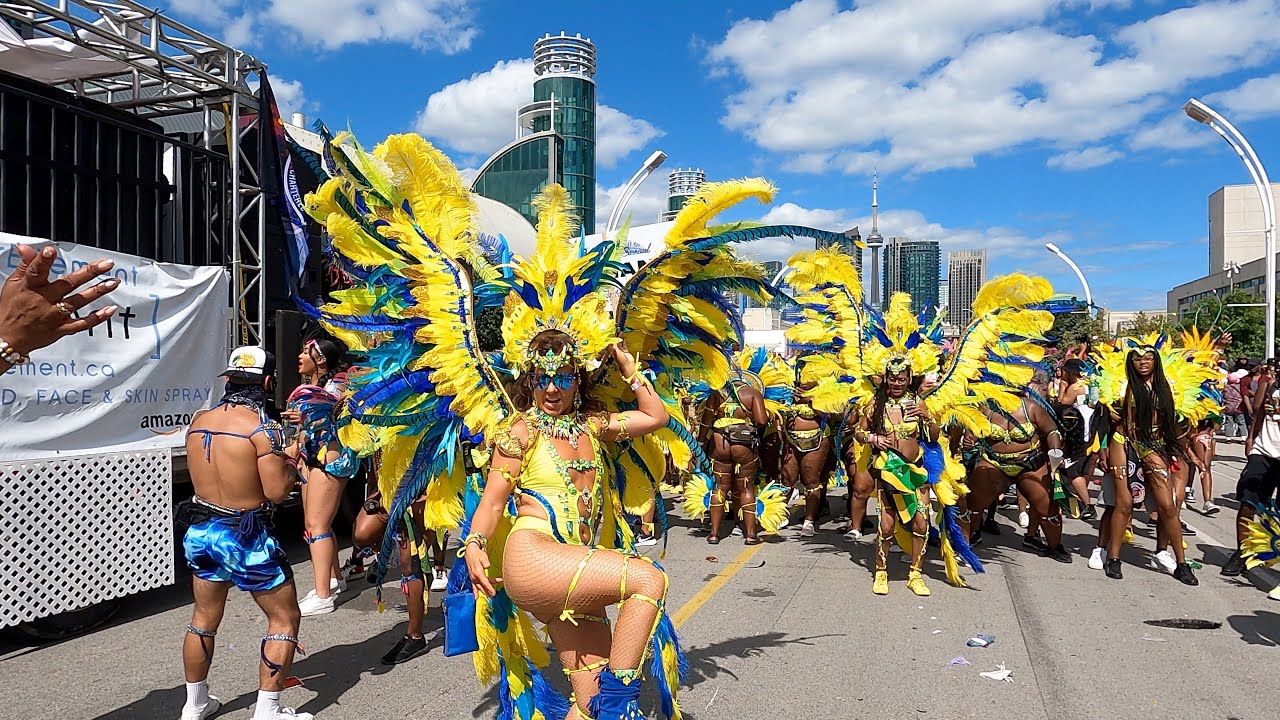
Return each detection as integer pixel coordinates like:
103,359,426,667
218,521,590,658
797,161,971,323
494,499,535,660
734,200,1067,266
1206,72,1280,120
1046,146,1122,170
414,58,663,167
708,0,1280,174
595,106,664,169
594,171,668,232
414,59,534,155
1129,114,1215,152
759,202,850,229
169,0,476,53
267,74,314,119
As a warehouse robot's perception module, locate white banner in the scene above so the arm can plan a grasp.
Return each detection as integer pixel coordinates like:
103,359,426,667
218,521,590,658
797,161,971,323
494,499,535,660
0,234,230,460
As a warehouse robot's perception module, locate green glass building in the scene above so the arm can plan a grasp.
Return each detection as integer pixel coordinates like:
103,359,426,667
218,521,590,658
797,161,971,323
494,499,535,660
471,33,597,231
882,237,941,317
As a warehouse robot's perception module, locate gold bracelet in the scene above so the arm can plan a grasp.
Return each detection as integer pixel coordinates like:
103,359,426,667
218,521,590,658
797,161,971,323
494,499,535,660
617,412,629,440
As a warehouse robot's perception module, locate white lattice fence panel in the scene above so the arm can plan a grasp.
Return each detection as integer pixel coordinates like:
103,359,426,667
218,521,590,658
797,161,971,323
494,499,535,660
0,450,174,627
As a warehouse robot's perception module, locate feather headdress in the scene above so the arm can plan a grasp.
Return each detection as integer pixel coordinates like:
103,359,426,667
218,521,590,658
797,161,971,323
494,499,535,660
499,185,620,376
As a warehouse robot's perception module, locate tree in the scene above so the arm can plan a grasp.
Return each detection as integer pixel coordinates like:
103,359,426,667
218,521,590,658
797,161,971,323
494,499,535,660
1179,289,1271,361
1117,311,1180,337
1050,307,1108,350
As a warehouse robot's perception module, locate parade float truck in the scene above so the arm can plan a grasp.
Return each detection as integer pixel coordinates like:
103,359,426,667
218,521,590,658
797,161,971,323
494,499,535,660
0,2,309,640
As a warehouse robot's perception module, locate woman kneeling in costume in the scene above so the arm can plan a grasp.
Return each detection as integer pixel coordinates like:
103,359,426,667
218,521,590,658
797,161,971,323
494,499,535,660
465,337,672,718
856,357,940,596
964,382,1071,563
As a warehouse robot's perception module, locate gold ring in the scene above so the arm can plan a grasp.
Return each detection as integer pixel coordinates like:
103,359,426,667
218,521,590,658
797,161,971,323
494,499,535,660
55,301,74,316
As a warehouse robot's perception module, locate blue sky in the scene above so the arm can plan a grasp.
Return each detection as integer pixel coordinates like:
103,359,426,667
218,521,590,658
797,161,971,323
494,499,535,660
175,0,1280,310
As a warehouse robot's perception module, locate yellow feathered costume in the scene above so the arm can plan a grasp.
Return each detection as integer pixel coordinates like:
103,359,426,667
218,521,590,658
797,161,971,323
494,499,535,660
305,130,860,720
784,249,1059,586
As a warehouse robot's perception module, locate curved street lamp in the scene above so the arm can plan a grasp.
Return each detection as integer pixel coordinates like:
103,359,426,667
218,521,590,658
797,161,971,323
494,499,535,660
604,150,667,235
1045,242,1093,314
1184,97,1276,359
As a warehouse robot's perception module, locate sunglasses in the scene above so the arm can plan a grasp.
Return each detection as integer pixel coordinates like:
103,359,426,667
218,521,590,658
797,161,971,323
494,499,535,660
533,371,577,390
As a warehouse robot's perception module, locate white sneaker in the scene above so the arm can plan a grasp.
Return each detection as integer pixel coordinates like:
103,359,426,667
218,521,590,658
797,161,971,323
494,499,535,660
430,567,449,591
1202,502,1222,516
1018,511,1030,529
1152,549,1177,573
258,707,314,720
1088,547,1104,570
298,588,317,603
777,515,790,530
731,526,743,537
330,577,346,595
180,696,222,720
843,528,863,543
1269,585,1280,601
299,593,335,616
800,520,815,537
634,535,658,549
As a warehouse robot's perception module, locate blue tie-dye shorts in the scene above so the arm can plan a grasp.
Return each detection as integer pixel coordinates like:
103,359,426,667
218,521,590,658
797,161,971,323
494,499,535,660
183,514,292,592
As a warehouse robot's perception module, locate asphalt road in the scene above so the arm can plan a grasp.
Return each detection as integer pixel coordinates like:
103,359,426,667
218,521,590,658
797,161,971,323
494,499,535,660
3,440,1278,720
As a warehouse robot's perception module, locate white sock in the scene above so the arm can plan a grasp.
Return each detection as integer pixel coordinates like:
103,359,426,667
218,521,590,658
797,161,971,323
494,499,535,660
253,689,281,720
184,680,209,709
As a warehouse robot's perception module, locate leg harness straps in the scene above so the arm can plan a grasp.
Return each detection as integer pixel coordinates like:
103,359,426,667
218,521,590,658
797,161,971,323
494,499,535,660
187,624,216,661
261,633,305,677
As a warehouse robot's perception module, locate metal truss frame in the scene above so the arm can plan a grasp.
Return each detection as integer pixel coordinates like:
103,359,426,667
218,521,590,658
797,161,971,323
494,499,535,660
0,0,267,345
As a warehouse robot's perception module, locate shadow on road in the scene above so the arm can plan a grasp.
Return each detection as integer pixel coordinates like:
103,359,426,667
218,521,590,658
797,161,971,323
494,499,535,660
465,629,829,720
93,613,444,719
1227,610,1280,646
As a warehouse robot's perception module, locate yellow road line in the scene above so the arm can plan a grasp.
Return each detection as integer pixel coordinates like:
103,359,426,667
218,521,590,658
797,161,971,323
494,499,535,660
670,542,765,629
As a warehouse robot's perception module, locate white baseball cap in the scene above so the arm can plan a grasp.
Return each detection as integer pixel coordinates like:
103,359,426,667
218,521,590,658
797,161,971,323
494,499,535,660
222,345,276,381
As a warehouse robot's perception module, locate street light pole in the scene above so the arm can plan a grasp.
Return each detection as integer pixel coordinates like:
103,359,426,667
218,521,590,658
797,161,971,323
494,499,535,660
1045,242,1093,313
1185,98,1276,359
1224,260,1241,293
605,150,667,235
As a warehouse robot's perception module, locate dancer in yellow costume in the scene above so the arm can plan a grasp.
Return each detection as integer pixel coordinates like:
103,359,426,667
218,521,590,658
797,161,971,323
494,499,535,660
787,247,1060,595
1091,334,1219,585
305,129,852,719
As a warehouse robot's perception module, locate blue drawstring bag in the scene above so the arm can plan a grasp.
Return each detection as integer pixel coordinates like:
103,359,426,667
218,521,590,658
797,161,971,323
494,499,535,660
442,558,479,656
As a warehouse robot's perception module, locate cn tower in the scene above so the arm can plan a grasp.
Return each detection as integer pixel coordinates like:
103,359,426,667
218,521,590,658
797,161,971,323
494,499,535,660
865,172,884,308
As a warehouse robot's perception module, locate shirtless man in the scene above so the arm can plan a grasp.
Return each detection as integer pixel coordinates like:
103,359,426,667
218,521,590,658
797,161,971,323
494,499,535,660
179,347,312,720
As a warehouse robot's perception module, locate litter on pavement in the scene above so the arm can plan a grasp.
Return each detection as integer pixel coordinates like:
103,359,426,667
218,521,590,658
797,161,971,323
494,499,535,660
966,634,996,647
947,656,970,666
979,663,1014,683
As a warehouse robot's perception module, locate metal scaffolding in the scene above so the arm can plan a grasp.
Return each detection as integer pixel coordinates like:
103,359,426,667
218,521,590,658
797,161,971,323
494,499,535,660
0,0,267,345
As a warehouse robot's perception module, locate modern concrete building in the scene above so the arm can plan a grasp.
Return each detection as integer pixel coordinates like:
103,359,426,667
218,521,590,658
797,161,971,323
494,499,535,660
883,236,941,316
660,168,704,222
946,249,987,327
1168,182,1280,317
1106,309,1171,335
1208,183,1280,276
1168,251,1275,316
471,32,597,230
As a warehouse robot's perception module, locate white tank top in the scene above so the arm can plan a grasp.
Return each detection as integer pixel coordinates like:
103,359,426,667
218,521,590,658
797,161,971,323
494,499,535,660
1253,384,1280,459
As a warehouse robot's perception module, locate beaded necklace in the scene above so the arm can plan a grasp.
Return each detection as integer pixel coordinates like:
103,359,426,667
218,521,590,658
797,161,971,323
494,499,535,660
529,407,588,450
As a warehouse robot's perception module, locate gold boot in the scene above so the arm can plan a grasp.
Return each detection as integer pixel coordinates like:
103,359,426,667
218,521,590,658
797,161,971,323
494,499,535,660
907,568,931,596
872,570,889,595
